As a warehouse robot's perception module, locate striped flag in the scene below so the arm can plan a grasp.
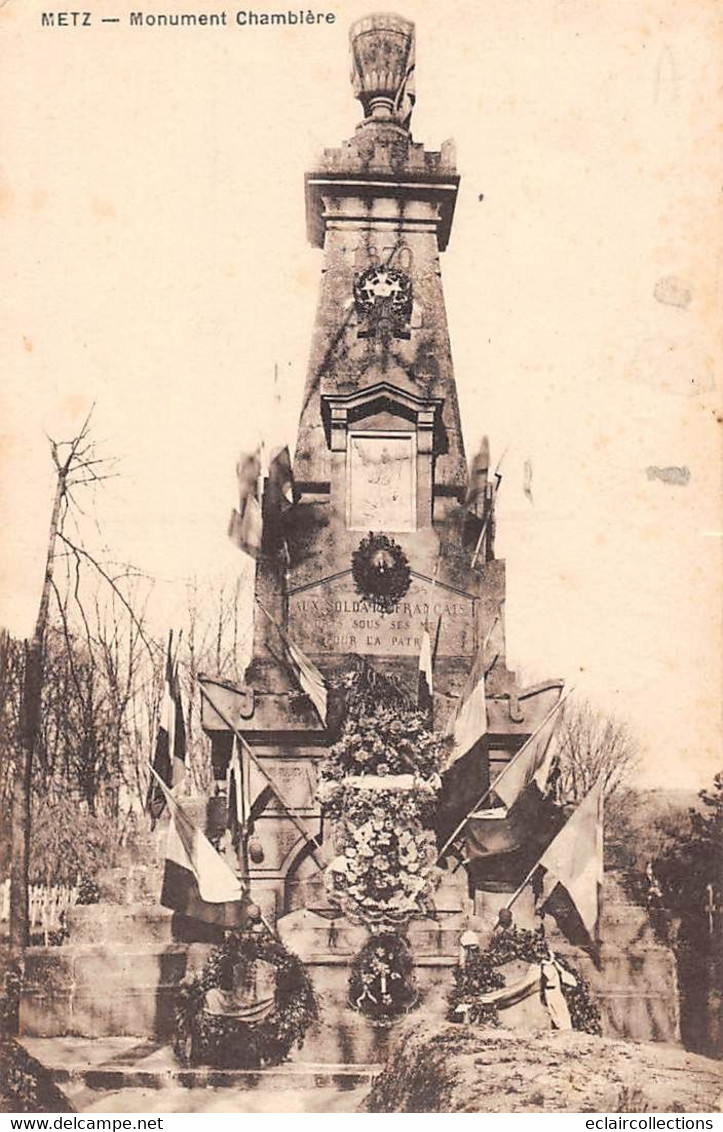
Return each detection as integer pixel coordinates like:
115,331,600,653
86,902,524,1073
228,496,263,559
418,629,433,713
146,635,186,828
492,693,566,811
228,448,263,559
259,604,327,726
446,648,487,767
227,738,250,853
536,778,605,959
283,631,327,725
465,435,490,514
153,770,249,929
228,444,294,559
463,691,567,864
268,445,294,512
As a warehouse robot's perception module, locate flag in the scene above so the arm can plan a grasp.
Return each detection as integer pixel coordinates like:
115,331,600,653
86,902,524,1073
267,445,294,512
228,448,264,559
446,648,487,767
228,444,294,559
462,691,567,871
227,737,250,850
536,778,605,958
146,635,186,827
418,628,433,713
260,606,327,725
465,787,559,862
283,632,327,725
228,496,263,559
153,769,249,929
491,693,566,811
465,436,490,513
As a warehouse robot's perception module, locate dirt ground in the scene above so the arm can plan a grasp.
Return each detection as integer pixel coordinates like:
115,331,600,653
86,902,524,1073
366,1022,723,1113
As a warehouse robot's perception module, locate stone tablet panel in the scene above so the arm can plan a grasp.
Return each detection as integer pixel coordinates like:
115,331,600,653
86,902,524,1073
288,571,476,657
348,432,416,532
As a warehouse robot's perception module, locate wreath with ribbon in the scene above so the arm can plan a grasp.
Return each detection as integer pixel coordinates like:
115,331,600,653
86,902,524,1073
173,928,318,1069
447,925,602,1036
348,932,418,1026
351,532,411,614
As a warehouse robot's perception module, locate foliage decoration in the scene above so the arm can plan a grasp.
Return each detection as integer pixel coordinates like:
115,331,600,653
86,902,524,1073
348,932,417,1025
173,928,317,1069
447,925,602,1036
323,785,441,926
319,705,446,794
318,669,447,927
351,532,411,613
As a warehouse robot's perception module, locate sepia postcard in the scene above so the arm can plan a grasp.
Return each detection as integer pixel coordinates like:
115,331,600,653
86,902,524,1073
0,0,721,1118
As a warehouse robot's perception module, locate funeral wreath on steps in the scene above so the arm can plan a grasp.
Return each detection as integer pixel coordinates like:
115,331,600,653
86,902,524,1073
447,924,602,1036
173,921,317,1069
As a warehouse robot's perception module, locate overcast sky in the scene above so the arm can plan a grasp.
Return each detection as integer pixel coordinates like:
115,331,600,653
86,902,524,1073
1,0,721,789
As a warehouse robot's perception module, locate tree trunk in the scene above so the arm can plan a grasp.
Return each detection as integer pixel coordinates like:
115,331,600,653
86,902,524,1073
9,469,65,954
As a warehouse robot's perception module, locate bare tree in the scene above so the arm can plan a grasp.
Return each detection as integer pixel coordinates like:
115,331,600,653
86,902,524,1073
10,409,112,950
7,409,161,948
556,698,640,805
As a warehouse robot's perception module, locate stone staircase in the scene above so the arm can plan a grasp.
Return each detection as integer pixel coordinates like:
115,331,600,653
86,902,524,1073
18,871,680,1054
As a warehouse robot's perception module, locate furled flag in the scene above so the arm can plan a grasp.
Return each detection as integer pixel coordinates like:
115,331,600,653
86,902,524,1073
535,777,605,961
260,604,327,726
446,646,487,767
227,737,250,853
465,435,490,515
152,768,249,929
463,689,567,862
267,445,294,513
146,634,186,828
228,444,294,559
418,628,434,714
228,448,263,560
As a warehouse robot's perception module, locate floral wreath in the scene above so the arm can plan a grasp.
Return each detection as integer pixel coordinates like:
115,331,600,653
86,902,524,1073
351,532,411,614
446,925,602,1036
318,693,446,929
349,932,418,1026
173,927,318,1069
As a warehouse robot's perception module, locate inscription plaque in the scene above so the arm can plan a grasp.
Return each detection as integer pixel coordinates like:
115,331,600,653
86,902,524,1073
288,571,476,657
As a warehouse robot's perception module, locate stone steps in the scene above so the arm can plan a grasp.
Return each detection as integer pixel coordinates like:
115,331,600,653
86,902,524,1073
18,1037,379,1093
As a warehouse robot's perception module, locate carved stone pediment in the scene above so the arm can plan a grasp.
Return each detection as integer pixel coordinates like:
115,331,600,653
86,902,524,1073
322,381,442,454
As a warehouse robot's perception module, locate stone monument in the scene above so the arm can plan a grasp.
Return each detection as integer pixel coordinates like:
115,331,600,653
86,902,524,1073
18,12,679,1056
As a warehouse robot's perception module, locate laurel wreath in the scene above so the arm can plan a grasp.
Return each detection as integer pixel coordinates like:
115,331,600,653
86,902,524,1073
351,532,411,614
446,925,602,1035
348,932,418,1026
173,928,318,1069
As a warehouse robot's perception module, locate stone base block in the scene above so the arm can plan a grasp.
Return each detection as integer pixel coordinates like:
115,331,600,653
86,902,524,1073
19,944,190,1040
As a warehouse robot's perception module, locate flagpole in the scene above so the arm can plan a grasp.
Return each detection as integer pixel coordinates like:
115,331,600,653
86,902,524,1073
502,859,543,915
436,686,572,865
198,680,328,875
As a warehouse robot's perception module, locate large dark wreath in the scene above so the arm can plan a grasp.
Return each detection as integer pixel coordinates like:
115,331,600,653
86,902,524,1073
174,928,318,1069
351,532,411,614
447,925,602,1036
349,932,418,1026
